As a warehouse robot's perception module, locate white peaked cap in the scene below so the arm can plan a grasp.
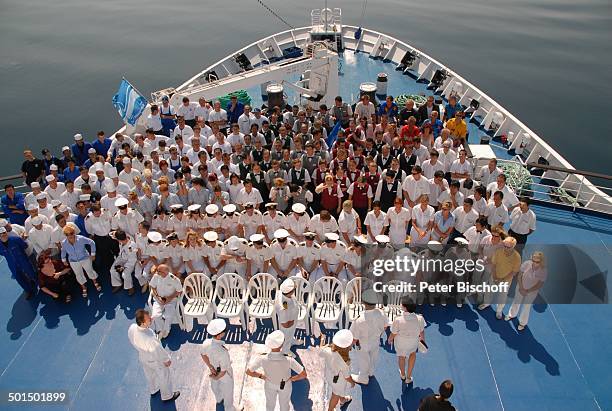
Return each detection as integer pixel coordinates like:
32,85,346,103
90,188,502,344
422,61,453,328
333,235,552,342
228,236,242,251
223,204,237,213
74,133,83,141
325,232,339,241
353,235,368,244
187,204,201,212
30,182,40,189
94,163,104,172
265,330,285,349
454,237,469,245
292,203,306,213
27,204,37,211
332,329,353,348
375,234,390,243
45,175,55,182
147,231,163,242
427,240,443,252
207,319,227,336
274,228,289,239
105,181,116,191
31,216,42,225
203,231,218,242
115,197,129,207
280,278,295,294
250,233,265,242
79,194,91,201
205,204,219,214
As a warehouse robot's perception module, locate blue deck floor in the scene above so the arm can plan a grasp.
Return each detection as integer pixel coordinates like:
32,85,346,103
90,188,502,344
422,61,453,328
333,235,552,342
1,52,611,410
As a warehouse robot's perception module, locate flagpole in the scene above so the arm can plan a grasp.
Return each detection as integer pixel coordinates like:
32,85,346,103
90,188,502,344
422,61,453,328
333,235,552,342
122,76,150,104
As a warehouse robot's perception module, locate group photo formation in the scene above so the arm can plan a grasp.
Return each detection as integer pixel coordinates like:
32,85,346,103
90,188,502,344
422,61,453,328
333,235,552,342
1,1,610,411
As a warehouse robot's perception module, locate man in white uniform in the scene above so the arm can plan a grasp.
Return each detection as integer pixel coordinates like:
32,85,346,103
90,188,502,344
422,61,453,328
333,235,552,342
275,278,299,356
350,289,388,385
318,232,347,282
110,229,138,296
297,232,321,280
269,229,299,280
246,331,307,411
200,319,240,411
149,264,183,339
128,309,180,402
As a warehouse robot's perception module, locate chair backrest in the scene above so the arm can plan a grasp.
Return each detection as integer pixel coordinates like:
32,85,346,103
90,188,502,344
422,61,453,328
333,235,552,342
291,276,311,306
183,273,213,301
214,272,246,301
247,273,278,301
385,280,408,307
344,277,374,306
312,276,343,305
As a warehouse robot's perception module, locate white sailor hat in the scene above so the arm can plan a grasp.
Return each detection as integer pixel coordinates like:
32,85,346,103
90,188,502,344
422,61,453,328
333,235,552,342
105,181,116,192
280,278,295,294
243,202,254,208
292,203,306,214
106,168,118,178
427,240,443,252
325,232,339,242
304,231,316,239
117,149,126,156
454,237,469,245
35,193,47,201
74,133,83,141
223,204,237,214
51,200,62,208
115,197,129,207
375,234,390,244
362,289,381,305
79,194,91,202
170,203,183,211
0,219,7,227
274,228,289,239
0,227,6,234
265,202,277,208
58,205,68,213
87,148,96,154
265,330,285,349
31,216,42,226
147,231,163,242
205,204,218,214
203,231,218,242
250,233,265,243
49,164,58,171
207,318,227,336
187,204,201,212
26,204,37,211
122,157,131,164
228,237,242,251
353,235,368,245
45,175,55,182
332,329,353,349
61,146,70,152
30,182,40,189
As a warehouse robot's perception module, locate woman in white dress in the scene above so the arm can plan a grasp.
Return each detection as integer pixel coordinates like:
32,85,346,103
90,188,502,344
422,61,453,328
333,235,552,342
183,231,205,275
320,329,355,410
384,197,411,249
162,232,185,280
387,300,426,383
410,194,434,248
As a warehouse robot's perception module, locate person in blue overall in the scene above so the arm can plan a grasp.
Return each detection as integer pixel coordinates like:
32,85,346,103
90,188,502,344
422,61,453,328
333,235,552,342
0,227,38,299
159,96,176,137
1,184,27,225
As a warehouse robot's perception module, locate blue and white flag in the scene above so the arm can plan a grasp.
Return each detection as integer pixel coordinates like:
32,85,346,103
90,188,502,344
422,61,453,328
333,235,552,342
112,78,147,126
326,120,343,148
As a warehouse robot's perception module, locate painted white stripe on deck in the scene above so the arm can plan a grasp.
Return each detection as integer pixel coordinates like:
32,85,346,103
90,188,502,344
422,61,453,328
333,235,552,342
0,316,43,378
478,326,506,411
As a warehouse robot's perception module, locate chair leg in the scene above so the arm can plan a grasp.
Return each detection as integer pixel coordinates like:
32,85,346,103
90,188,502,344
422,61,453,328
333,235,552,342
185,315,193,333
272,313,278,330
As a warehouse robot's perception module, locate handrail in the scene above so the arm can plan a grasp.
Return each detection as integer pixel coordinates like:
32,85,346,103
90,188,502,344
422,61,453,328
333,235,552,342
0,174,23,183
526,163,612,181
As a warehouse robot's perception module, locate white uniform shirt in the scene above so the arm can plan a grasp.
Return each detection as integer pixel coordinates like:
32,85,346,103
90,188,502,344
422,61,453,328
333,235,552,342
391,312,425,341
128,324,170,363
428,178,449,207
200,339,233,377
450,159,472,177
349,308,387,349
308,215,339,242
24,214,49,233
338,209,360,240
238,210,263,238
44,183,66,201
463,226,491,254
149,273,182,298
116,240,138,272
319,241,347,269
236,188,263,207
286,213,311,238
509,207,536,235
485,202,509,227
28,224,54,253
437,190,465,211
204,241,224,268
172,125,194,139
262,212,287,238
412,204,435,229
119,169,142,188
84,211,113,236
161,244,185,267
275,294,298,324
479,165,502,186
469,195,488,216
452,206,479,233
113,209,144,237
402,176,430,203
246,243,270,269
438,149,457,172
248,352,303,386
364,210,387,239
269,240,299,271
487,182,519,209
298,241,321,268
421,159,445,179
176,102,198,121
385,207,411,245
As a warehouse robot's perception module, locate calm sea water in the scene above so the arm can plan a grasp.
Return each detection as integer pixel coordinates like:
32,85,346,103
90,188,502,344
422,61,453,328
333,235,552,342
1,0,610,177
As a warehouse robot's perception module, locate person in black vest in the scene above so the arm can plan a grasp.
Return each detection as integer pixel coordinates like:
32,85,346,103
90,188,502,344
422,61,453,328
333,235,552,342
375,145,393,172
288,158,310,189
399,145,419,176
375,170,402,212
248,162,270,207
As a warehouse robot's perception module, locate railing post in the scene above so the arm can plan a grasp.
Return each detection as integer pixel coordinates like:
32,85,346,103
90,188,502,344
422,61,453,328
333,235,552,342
574,176,584,212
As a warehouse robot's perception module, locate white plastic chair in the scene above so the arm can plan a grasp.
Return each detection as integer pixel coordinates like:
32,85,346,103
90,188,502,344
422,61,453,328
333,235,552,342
247,273,279,330
212,272,249,331
291,276,312,336
179,273,214,332
383,280,409,325
343,277,374,329
310,276,344,337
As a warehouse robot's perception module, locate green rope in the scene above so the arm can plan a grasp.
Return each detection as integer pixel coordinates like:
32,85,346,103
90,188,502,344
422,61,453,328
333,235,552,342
217,90,252,108
499,162,533,196
395,94,427,107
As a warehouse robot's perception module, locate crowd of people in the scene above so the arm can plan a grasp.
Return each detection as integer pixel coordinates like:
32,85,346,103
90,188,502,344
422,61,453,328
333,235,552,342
1,92,547,410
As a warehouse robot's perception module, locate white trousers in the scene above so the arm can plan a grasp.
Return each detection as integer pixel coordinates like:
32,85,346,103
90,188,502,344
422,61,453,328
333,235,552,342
354,343,379,381
142,360,173,400
211,374,236,411
264,382,292,411
508,289,538,326
110,263,143,289
136,261,155,283
151,300,178,335
280,323,297,354
69,258,98,285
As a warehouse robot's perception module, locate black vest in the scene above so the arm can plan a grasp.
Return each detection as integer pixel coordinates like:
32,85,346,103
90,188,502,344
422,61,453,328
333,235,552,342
291,168,306,186
380,180,399,211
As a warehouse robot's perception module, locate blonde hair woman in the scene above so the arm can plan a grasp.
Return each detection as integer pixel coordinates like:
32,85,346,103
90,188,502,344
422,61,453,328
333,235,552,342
320,329,355,410
269,177,290,213
183,231,205,275
505,251,547,330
